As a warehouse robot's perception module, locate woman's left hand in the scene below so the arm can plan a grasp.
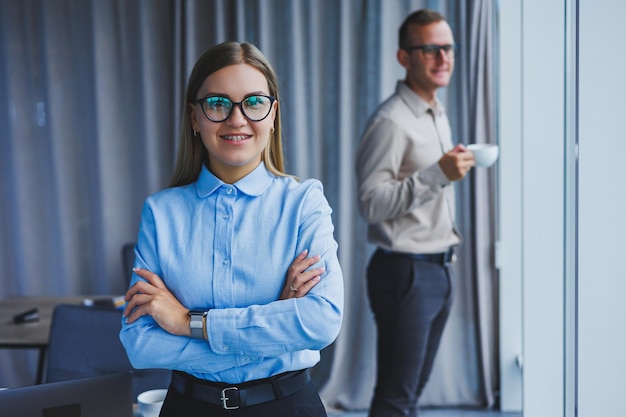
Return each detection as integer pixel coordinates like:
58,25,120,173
280,249,325,300
123,268,191,336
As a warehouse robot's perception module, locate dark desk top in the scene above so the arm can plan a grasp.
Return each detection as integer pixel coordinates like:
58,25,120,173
0,296,94,348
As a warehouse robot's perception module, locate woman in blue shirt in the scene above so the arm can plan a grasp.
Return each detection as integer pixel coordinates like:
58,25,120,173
120,41,344,417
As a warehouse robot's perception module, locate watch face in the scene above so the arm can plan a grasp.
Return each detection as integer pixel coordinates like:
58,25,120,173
189,313,205,339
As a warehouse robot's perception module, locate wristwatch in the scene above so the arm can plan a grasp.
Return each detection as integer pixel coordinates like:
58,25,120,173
189,310,208,340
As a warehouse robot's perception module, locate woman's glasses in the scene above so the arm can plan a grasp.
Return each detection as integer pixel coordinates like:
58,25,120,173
196,95,276,122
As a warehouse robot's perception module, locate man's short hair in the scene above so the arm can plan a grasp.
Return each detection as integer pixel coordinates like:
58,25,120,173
398,9,447,49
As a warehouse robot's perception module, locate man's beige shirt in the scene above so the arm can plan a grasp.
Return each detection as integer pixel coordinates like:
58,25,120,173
355,81,461,254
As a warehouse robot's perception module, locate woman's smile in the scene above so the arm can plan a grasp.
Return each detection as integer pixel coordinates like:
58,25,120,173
220,133,252,143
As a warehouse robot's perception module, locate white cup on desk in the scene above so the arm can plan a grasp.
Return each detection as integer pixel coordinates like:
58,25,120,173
137,389,167,417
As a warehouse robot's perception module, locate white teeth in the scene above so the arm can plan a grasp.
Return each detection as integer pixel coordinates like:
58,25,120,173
223,135,248,141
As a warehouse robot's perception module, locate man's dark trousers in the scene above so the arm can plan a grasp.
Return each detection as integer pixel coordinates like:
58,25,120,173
367,249,454,417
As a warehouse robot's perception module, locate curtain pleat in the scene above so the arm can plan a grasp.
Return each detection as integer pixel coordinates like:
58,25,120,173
0,0,498,409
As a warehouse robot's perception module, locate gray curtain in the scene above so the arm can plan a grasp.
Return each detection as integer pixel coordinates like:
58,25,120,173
0,0,497,410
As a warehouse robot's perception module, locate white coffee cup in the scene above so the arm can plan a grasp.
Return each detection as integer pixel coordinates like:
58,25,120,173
137,389,167,417
467,143,499,167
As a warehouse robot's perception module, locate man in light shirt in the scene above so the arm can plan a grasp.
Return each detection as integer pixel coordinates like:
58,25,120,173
355,9,474,417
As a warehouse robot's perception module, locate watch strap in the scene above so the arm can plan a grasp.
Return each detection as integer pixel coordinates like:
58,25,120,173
189,310,207,340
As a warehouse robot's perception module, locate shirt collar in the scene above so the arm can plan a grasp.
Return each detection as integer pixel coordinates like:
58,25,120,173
195,161,274,198
395,80,445,117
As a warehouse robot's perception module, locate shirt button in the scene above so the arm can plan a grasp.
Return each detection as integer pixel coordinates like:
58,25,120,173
225,187,232,194
222,260,229,265
222,214,229,219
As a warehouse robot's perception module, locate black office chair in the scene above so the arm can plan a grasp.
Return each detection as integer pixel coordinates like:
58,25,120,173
121,242,136,287
45,304,171,399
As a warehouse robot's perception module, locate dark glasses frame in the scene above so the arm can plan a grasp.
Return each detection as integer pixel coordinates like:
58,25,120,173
403,44,457,58
195,94,276,122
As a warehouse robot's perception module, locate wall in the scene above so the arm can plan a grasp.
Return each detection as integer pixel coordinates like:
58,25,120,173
498,0,566,414
577,0,626,415
499,0,626,416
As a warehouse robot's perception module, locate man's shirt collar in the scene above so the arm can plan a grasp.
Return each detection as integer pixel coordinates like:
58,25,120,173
395,80,445,117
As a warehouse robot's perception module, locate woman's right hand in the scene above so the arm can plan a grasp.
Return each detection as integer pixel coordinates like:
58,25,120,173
123,268,191,336
280,249,325,300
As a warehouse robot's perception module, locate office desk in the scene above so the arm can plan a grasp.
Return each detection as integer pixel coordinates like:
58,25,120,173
0,295,103,384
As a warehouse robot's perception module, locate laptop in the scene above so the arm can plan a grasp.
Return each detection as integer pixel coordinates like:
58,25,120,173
0,372,133,417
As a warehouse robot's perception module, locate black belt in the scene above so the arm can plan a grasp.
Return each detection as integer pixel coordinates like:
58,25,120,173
379,248,456,265
171,369,310,410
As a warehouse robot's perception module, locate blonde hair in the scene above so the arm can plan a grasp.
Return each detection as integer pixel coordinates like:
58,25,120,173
169,41,287,187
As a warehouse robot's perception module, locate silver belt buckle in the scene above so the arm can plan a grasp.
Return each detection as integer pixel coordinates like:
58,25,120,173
220,386,239,410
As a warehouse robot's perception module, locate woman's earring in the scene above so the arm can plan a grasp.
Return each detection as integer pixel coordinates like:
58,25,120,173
193,130,198,137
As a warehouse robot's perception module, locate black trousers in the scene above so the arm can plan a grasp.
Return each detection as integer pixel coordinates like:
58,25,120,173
158,377,327,417
366,249,454,417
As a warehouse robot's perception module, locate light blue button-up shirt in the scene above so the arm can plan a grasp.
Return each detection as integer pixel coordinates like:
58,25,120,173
119,162,344,384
